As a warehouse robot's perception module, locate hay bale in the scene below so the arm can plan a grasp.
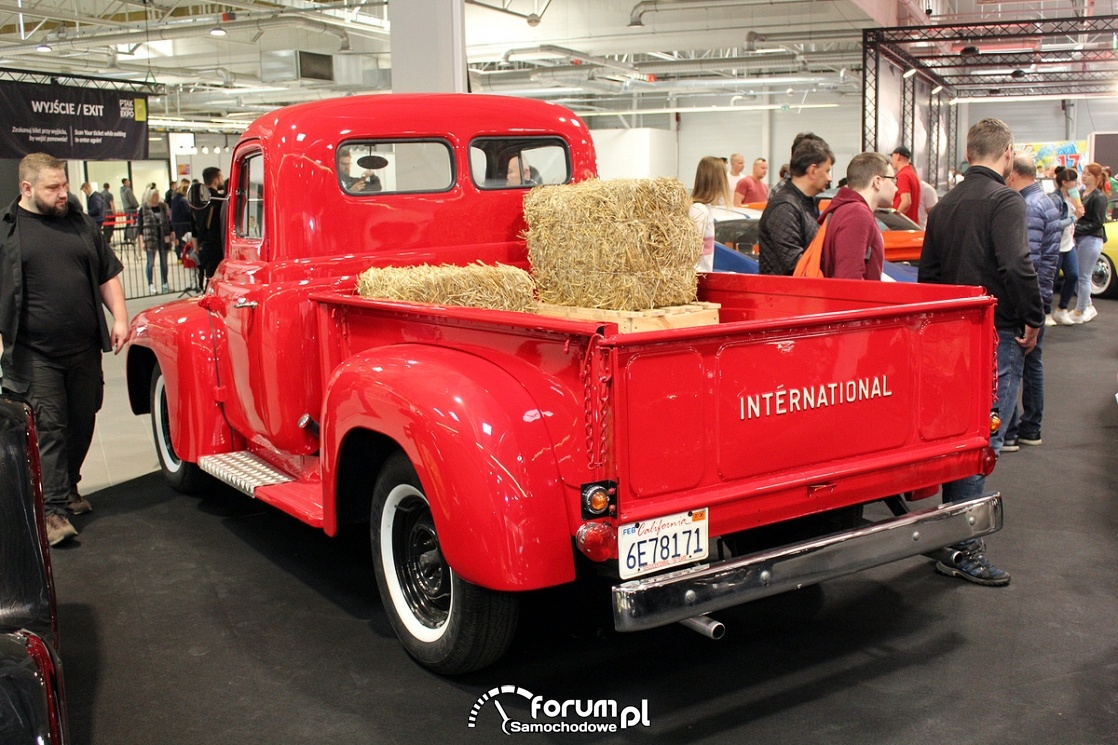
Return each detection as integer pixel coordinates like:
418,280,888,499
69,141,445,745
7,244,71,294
524,178,702,311
356,262,537,313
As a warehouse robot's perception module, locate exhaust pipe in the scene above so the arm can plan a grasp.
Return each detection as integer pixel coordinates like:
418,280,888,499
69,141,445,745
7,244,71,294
679,614,725,640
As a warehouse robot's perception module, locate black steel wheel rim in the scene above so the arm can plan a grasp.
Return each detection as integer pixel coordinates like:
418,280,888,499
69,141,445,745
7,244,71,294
392,497,450,629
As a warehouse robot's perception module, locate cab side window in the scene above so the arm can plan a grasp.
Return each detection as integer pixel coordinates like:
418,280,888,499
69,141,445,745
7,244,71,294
235,152,265,240
469,137,570,190
337,140,454,195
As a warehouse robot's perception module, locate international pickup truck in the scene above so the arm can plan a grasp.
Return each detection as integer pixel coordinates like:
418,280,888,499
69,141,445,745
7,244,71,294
125,93,1002,674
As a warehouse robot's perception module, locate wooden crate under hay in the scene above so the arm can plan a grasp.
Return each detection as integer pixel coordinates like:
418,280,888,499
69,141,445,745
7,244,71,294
356,263,537,313
537,301,721,333
524,178,702,311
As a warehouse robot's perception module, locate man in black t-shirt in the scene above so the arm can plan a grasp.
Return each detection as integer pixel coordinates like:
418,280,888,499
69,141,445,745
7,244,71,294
0,153,128,546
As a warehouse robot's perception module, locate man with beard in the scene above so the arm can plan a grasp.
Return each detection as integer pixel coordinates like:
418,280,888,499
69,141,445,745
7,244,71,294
918,118,1043,587
0,153,128,546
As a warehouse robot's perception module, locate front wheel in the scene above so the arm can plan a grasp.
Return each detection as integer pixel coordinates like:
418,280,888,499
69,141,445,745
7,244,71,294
150,362,207,493
371,452,518,674
1092,252,1118,298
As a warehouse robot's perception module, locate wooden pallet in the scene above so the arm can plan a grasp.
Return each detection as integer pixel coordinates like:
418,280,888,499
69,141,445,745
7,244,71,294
537,301,721,333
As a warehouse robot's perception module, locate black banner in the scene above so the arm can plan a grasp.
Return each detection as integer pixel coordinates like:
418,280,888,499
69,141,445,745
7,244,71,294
0,80,148,160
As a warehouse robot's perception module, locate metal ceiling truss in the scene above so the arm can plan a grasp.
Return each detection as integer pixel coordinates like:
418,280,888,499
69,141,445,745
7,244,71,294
0,64,163,94
864,15,1118,184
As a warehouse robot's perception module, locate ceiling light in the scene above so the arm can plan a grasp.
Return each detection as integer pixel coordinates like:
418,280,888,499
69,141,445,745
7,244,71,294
210,26,227,37
213,146,221,154
36,43,51,53
202,146,210,154
931,85,944,95
903,68,917,79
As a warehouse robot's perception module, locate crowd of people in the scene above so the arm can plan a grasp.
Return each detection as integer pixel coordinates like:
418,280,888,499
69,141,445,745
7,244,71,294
75,172,227,294
691,119,1115,588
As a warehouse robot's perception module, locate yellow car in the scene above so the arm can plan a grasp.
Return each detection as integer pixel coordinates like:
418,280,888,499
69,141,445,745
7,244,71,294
1093,221,1118,298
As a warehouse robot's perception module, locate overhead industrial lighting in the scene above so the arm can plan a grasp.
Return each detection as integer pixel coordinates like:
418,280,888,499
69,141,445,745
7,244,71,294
209,26,227,37
35,43,51,53
575,102,841,117
903,68,917,79
931,85,944,95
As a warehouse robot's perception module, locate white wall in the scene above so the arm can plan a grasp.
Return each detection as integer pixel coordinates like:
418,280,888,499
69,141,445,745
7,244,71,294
591,91,1118,187
591,128,678,180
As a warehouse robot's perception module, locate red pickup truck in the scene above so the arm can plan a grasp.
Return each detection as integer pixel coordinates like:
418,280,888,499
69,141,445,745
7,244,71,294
125,93,1002,674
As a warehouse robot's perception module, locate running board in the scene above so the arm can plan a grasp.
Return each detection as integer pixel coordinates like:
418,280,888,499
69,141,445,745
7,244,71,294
198,452,295,497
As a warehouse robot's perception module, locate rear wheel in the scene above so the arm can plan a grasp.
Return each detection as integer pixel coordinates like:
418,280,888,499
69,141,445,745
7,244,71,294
1092,252,1118,298
371,452,518,674
150,362,206,493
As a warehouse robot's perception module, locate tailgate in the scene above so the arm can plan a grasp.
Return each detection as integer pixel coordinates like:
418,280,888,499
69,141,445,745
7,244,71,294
607,278,996,532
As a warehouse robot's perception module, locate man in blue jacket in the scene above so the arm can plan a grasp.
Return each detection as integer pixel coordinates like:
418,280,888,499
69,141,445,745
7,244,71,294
919,118,1044,587
80,181,104,225
1002,154,1061,452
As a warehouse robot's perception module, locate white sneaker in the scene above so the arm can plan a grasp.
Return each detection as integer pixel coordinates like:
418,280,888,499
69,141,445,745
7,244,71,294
1045,314,1057,326
1052,308,1075,325
148,284,156,293
1083,305,1099,322
1071,310,1086,324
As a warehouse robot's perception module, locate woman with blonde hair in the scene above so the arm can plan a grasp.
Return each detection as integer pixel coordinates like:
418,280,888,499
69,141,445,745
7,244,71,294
690,156,731,272
137,187,174,293
1071,163,1108,323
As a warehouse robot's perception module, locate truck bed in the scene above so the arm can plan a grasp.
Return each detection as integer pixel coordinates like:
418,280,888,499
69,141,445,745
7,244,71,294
314,271,996,544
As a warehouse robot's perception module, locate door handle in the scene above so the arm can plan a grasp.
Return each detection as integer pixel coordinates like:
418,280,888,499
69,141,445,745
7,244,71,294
233,299,258,309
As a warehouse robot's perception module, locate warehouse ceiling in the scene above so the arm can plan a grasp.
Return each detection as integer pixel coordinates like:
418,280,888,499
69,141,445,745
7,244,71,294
0,0,1114,129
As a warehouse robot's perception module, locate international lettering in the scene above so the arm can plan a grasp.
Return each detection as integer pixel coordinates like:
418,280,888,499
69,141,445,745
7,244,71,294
739,375,892,420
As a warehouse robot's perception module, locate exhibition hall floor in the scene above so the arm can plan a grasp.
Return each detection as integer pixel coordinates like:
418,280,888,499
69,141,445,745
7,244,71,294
51,296,1118,745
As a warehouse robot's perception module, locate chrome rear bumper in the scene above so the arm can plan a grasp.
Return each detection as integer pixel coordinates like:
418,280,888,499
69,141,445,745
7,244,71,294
613,493,1002,632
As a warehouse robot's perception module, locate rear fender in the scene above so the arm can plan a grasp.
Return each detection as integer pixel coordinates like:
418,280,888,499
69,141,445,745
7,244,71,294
125,301,237,461
321,345,574,591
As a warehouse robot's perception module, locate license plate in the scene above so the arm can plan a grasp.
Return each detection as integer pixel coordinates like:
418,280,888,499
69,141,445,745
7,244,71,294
618,509,709,579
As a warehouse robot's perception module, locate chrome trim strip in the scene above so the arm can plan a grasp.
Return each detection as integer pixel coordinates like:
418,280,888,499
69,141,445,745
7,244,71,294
613,494,1002,632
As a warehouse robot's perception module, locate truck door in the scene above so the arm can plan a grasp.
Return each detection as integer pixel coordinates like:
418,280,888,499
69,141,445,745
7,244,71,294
209,145,314,455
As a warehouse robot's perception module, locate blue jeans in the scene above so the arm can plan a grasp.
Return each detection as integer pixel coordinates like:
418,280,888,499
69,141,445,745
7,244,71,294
1057,249,1079,310
1005,323,1045,441
942,327,1026,503
1074,235,1104,312
146,248,169,286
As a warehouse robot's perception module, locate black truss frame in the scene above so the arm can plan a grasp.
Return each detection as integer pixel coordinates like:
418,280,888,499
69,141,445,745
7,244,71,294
0,66,163,95
863,15,1118,184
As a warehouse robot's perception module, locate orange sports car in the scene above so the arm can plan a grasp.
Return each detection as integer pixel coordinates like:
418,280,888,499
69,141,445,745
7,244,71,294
713,204,924,264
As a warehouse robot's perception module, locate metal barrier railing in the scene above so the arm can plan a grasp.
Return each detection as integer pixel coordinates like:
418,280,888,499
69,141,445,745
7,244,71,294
110,231,204,301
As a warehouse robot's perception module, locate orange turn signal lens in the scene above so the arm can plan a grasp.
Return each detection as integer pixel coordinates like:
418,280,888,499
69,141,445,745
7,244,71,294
989,411,1002,434
586,487,610,514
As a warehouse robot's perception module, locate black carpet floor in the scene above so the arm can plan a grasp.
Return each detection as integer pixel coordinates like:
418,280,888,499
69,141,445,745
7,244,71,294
52,300,1118,745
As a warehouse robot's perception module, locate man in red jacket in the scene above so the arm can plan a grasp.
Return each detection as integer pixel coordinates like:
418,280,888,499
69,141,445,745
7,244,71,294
819,153,897,279
890,145,921,223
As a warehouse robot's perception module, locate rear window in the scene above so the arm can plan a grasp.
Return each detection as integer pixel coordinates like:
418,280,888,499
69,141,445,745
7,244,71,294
469,137,570,190
337,140,454,195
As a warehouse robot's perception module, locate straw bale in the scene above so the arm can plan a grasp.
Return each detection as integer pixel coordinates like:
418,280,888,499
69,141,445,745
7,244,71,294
524,178,702,311
356,262,537,313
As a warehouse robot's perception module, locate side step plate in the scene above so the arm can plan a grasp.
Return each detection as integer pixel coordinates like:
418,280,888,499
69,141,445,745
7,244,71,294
198,452,294,497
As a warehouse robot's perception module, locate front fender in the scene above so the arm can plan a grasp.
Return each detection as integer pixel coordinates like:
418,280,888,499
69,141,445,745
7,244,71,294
322,345,575,591
126,300,237,461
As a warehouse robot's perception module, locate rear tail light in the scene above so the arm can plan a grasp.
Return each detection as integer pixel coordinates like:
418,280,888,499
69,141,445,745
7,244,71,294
576,521,616,562
980,446,998,476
